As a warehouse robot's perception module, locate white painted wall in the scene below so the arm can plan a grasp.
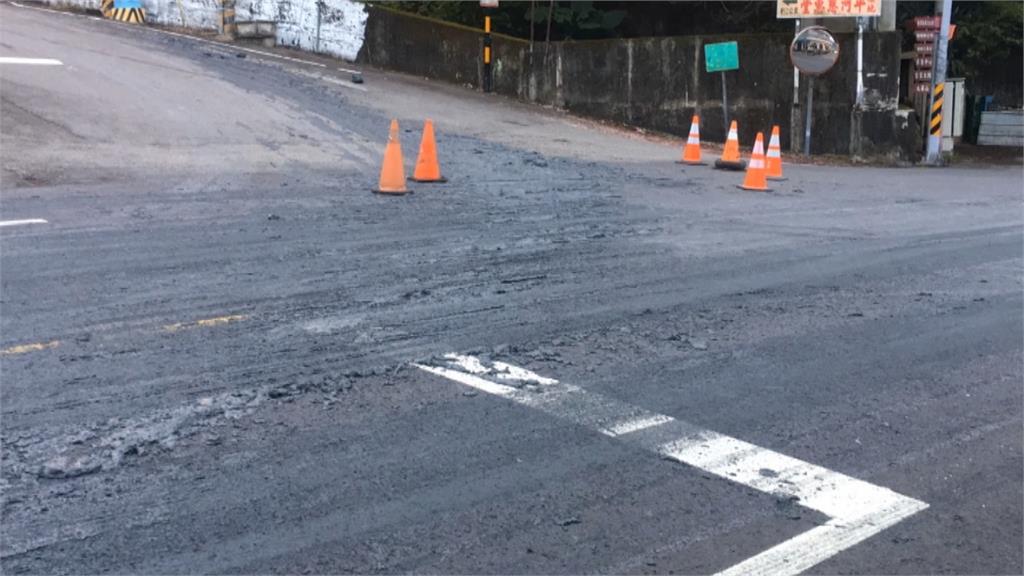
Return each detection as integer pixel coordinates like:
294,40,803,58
41,0,219,26
43,0,100,10
238,0,366,61
145,0,222,29
40,0,367,62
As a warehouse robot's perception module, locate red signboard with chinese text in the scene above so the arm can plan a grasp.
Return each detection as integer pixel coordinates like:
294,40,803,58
907,17,957,96
777,0,881,19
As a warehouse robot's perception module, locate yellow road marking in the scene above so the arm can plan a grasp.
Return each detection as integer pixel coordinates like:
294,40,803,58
1,340,60,355
163,314,249,333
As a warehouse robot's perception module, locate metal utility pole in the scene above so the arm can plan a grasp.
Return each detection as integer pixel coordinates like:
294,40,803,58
220,0,236,39
804,77,814,155
791,19,801,153
315,0,324,53
855,16,864,105
925,0,952,164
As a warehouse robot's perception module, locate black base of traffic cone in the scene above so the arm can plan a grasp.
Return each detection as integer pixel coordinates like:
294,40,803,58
714,159,747,171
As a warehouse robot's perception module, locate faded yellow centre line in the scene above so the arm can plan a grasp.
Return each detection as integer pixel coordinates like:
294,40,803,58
1,340,60,355
163,314,249,333
3,315,249,356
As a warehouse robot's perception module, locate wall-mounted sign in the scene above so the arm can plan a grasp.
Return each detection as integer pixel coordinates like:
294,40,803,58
908,18,957,98
777,0,880,19
790,26,840,75
704,41,739,73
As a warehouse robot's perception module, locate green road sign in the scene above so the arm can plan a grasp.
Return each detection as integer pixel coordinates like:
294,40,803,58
704,41,739,73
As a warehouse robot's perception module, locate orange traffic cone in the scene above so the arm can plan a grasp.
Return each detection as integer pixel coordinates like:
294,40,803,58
411,119,447,183
678,115,704,165
714,120,746,171
766,125,785,180
739,132,769,192
373,119,409,195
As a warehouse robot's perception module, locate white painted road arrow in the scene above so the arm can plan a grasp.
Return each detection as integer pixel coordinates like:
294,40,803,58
416,353,928,576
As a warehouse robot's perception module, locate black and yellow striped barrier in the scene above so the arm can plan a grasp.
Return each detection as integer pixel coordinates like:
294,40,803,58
102,0,145,24
111,7,146,22
930,82,944,138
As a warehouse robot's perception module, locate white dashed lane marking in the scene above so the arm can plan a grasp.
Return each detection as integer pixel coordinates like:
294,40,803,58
0,57,62,65
0,219,49,227
416,353,928,576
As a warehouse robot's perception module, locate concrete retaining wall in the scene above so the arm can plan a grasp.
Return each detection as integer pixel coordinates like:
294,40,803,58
40,0,367,61
358,6,912,159
238,0,366,61
148,0,220,29
39,0,99,11
42,0,221,28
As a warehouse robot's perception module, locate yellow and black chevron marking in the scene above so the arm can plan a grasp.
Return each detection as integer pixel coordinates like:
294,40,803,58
110,6,146,23
930,82,944,137
100,0,113,18
221,0,236,35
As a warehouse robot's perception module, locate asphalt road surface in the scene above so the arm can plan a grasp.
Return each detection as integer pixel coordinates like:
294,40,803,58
2,3,1022,574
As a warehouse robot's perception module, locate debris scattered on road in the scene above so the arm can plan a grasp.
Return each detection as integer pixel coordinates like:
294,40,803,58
687,337,708,351
775,494,803,520
521,153,548,167
38,456,102,479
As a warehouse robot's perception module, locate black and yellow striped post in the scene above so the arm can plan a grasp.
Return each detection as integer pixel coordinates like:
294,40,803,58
482,15,493,93
929,81,944,141
220,0,236,39
925,0,952,164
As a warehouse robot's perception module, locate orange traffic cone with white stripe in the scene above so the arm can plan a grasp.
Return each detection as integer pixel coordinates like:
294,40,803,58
411,119,447,183
739,132,769,192
373,119,409,195
678,115,704,165
714,120,746,171
766,125,786,180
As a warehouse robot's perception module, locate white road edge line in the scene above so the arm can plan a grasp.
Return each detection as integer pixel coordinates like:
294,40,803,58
156,28,329,68
0,57,63,65
315,74,368,92
415,354,929,576
0,219,48,227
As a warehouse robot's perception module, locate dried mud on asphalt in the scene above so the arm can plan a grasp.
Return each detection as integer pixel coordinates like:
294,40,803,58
1,5,1023,574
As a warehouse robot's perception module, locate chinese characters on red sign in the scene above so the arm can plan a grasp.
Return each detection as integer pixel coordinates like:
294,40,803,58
777,0,880,19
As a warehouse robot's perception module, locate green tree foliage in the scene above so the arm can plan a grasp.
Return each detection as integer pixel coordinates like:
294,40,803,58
948,2,1023,82
899,0,1023,105
524,1,625,38
374,1,788,41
